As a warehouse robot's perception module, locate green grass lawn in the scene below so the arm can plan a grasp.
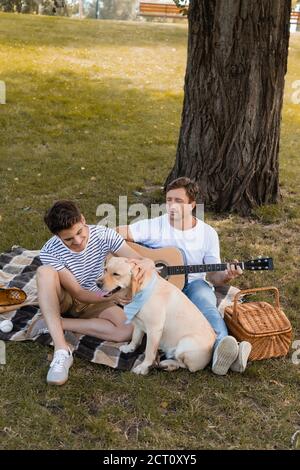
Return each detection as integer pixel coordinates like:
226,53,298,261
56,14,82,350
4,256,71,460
0,13,300,450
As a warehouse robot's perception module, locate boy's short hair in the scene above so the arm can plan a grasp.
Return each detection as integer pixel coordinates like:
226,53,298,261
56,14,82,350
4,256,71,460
44,200,82,234
166,177,199,203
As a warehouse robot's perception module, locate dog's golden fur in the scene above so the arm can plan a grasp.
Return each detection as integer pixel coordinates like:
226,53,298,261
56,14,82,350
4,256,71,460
98,257,216,375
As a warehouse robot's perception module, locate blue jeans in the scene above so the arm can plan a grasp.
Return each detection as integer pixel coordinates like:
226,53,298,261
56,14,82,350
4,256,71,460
183,279,228,349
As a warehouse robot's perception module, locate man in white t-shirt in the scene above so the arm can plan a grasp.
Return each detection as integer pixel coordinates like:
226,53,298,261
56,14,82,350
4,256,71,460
35,200,154,386
117,177,252,376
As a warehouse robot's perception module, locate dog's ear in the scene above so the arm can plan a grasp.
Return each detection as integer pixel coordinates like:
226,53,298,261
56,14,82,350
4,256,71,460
130,265,141,298
131,276,139,298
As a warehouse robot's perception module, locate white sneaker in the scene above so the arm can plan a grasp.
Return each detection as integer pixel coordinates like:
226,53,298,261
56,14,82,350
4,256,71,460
230,341,252,373
47,349,73,385
212,336,239,375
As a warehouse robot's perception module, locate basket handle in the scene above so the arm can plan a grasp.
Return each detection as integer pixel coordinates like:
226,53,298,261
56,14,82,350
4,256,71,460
231,286,280,320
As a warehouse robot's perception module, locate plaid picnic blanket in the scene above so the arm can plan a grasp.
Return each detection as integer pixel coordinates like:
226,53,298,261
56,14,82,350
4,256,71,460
0,246,239,371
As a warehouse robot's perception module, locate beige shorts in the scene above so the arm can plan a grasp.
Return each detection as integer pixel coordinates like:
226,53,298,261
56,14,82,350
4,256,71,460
60,289,116,319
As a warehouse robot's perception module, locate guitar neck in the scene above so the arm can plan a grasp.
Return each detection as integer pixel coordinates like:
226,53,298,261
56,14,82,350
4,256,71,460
126,242,273,278
167,262,244,276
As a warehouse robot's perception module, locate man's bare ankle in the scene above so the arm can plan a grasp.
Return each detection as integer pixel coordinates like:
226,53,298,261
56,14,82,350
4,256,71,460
54,344,69,353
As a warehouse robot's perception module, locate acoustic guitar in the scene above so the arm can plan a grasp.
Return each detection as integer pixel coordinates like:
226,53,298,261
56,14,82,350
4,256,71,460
127,242,274,290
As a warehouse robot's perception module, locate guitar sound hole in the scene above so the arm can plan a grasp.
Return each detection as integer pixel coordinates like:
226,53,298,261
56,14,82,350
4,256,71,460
155,262,168,279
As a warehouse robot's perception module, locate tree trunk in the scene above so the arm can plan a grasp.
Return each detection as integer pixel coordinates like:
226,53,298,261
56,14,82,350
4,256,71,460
167,0,291,215
79,0,84,18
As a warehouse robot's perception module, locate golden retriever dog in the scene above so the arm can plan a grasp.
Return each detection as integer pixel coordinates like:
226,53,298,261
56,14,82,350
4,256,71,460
97,257,216,375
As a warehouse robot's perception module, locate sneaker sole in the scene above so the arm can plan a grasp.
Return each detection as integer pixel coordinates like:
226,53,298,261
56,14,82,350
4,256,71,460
212,336,239,375
47,377,69,386
230,342,252,373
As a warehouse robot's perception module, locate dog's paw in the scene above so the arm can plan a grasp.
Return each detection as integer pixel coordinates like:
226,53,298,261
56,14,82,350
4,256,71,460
119,343,136,354
159,359,181,371
132,363,149,375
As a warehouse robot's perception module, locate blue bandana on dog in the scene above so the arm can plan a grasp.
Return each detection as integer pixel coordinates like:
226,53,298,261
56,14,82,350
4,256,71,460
124,274,158,324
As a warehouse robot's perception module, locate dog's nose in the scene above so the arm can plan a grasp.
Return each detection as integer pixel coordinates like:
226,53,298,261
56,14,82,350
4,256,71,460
96,279,104,289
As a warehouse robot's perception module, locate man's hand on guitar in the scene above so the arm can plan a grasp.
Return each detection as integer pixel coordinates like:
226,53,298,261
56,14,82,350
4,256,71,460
224,259,243,282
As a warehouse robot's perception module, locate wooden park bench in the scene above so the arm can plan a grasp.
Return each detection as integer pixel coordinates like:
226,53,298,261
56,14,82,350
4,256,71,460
290,11,300,31
138,2,187,19
139,4,299,25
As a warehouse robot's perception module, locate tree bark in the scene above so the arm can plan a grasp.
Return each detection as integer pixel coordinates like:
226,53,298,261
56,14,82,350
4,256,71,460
79,0,84,18
167,0,291,215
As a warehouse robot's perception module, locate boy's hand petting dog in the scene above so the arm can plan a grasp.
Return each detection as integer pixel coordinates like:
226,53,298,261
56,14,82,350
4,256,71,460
102,288,132,305
129,258,155,283
110,291,132,306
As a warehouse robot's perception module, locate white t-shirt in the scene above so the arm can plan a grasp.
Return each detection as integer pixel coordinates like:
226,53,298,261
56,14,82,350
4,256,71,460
39,225,124,293
130,214,221,283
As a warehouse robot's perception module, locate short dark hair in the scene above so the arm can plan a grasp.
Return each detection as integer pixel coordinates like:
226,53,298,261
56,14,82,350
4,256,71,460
44,200,82,234
166,177,199,203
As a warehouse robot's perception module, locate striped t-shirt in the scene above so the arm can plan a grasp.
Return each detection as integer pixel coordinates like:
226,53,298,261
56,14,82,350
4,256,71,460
39,225,124,292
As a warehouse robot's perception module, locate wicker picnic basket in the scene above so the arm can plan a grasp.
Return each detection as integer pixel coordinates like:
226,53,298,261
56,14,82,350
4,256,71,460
224,287,292,361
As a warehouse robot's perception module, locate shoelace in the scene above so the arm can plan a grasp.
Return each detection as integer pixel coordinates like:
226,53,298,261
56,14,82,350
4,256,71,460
50,352,69,372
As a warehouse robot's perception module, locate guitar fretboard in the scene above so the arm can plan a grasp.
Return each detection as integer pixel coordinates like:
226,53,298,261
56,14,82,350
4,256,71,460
167,262,243,275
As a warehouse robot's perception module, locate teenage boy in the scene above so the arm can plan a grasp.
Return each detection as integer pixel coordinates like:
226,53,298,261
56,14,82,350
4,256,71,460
36,200,154,385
